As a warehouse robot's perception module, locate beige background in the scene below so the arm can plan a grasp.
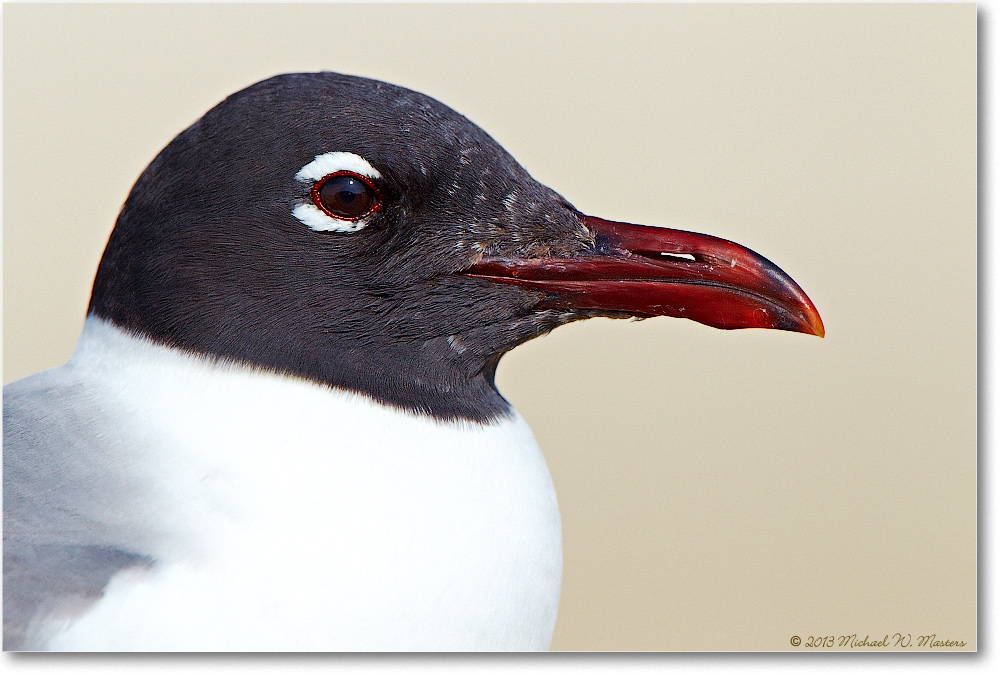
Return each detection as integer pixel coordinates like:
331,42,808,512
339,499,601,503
2,3,976,651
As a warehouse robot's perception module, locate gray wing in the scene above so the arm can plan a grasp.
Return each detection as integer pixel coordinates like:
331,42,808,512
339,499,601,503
3,368,155,650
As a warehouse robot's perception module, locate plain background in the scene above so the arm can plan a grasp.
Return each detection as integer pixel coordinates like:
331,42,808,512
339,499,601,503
2,3,976,652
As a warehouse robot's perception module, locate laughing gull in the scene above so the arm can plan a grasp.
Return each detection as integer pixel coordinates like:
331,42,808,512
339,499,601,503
3,72,823,651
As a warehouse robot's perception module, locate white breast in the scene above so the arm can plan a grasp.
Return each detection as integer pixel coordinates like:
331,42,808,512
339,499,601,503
39,318,562,651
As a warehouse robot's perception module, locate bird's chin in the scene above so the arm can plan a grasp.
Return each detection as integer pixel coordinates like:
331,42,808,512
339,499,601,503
459,214,825,338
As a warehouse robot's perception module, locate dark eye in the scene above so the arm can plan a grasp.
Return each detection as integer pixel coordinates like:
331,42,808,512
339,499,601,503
313,172,379,220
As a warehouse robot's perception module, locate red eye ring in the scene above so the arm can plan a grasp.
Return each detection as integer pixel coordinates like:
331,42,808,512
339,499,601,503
311,171,381,221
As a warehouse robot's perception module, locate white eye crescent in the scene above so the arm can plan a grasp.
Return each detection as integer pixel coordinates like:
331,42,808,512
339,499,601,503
293,152,382,232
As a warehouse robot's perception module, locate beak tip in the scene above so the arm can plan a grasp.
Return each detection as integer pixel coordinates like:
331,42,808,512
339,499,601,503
803,310,825,338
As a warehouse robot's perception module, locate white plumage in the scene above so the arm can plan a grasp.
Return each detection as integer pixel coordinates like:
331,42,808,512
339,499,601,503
27,318,562,651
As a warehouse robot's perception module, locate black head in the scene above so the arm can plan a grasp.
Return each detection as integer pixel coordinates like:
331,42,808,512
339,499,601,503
90,72,824,423
89,72,597,422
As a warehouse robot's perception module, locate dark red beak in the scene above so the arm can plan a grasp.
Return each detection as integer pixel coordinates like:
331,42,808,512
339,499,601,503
463,214,824,337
